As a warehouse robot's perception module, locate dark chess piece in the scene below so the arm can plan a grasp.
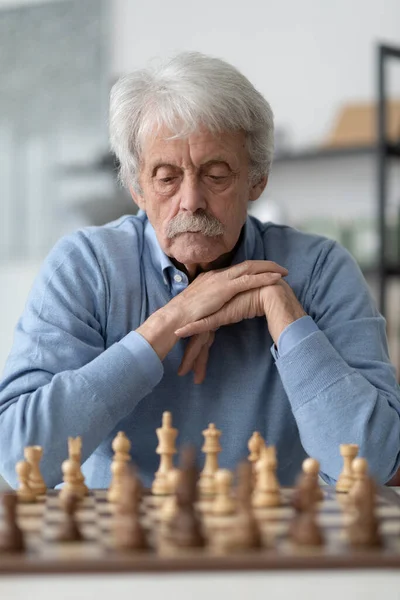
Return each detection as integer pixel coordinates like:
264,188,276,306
289,510,324,547
56,492,83,542
348,475,382,548
168,446,205,548
114,469,148,551
291,470,318,513
0,493,25,553
236,461,262,549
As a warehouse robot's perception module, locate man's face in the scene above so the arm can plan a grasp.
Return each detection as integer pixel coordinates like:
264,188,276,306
133,127,265,267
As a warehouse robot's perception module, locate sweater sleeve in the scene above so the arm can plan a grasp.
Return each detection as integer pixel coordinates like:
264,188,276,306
274,241,400,484
0,232,163,489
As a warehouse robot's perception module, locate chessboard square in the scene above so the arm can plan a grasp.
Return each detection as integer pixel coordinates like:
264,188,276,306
377,505,400,517
17,503,45,517
93,490,109,502
317,513,344,526
17,516,43,532
40,541,103,559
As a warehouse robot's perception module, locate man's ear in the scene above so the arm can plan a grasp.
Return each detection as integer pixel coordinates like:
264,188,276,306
129,185,146,211
249,175,268,202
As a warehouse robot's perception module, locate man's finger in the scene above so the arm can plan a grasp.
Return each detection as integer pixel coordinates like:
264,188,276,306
225,260,288,279
176,314,223,338
177,332,209,376
193,344,210,384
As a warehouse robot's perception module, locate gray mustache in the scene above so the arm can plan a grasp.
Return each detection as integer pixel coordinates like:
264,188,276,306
166,213,224,238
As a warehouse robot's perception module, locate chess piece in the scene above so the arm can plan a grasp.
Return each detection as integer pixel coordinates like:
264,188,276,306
167,446,205,548
56,493,83,542
349,457,369,505
114,471,148,551
248,432,266,483
59,459,85,502
252,446,281,508
289,509,324,547
108,461,129,504
302,458,324,502
235,461,262,549
24,446,46,496
347,475,382,548
160,468,182,523
15,460,36,503
152,412,178,495
0,493,25,553
198,423,222,496
108,431,131,503
68,437,89,497
336,443,359,493
212,469,236,516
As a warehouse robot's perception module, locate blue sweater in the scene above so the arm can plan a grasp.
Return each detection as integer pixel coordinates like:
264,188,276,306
0,212,399,489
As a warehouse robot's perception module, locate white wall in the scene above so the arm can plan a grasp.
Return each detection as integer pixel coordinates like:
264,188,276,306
112,0,400,148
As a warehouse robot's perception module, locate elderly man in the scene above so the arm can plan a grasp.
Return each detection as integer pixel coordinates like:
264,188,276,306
0,52,399,490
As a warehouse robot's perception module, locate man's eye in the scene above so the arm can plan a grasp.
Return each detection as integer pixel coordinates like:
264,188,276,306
208,175,227,181
159,177,176,184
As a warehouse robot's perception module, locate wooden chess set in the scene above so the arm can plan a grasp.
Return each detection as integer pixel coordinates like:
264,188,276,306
1,412,400,574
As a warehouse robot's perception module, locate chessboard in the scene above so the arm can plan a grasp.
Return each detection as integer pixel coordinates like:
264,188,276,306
2,485,400,574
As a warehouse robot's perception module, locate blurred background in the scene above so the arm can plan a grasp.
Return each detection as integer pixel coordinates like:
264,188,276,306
0,1,399,387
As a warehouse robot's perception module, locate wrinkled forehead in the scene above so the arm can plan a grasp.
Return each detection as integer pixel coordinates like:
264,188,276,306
139,125,248,170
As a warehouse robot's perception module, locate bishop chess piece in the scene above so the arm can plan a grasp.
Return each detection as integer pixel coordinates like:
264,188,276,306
152,412,178,496
108,431,131,503
198,423,221,497
68,436,88,497
15,460,36,503
0,493,25,553
336,443,359,493
247,432,266,483
167,446,205,548
24,446,46,496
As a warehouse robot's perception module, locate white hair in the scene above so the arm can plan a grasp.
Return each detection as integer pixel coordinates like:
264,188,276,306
109,52,274,193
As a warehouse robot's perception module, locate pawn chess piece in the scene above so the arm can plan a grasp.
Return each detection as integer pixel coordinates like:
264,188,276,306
24,446,46,496
235,461,262,549
347,475,382,548
160,468,182,524
336,443,359,493
152,411,178,496
68,437,88,497
212,469,236,516
252,446,281,508
198,423,222,497
59,459,84,503
302,458,324,502
0,493,25,553
15,460,36,503
349,457,369,505
114,472,148,551
56,493,83,542
167,446,205,548
289,509,324,547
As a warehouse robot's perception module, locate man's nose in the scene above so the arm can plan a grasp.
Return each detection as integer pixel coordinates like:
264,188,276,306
179,175,207,213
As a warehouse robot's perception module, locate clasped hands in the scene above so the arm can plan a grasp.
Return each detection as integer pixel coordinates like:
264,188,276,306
170,260,306,384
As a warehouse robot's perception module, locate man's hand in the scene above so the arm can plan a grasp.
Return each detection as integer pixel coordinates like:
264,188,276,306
137,260,287,361
175,279,306,345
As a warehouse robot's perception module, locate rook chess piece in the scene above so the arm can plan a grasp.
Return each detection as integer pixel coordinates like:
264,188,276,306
24,446,46,496
336,444,359,493
68,437,89,497
15,460,36,503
